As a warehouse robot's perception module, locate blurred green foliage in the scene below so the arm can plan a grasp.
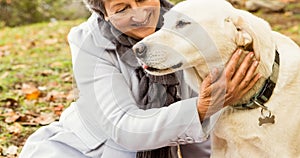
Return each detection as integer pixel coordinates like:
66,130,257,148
0,0,184,28
169,0,184,4
0,0,89,27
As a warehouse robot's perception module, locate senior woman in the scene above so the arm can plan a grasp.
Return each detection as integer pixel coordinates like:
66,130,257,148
20,0,260,157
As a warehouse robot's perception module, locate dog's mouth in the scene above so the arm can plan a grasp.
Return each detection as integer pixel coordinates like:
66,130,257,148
142,62,183,75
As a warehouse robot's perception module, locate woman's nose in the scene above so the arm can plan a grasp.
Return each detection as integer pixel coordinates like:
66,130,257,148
131,8,148,23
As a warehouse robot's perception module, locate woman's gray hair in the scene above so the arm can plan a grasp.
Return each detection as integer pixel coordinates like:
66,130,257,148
82,0,107,16
83,0,174,17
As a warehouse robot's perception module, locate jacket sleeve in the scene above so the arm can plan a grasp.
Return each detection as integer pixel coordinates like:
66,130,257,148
67,19,211,151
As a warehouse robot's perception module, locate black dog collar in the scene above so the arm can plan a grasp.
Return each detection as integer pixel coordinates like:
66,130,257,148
233,50,280,110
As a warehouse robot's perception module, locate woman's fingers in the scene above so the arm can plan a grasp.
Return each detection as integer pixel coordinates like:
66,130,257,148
197,49,262,121
232,52,255,84
225,49,243,79
239,60,259,88
240,73,261,96
222,50,260,106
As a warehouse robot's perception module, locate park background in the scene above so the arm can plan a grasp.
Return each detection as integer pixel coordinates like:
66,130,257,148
0,0,299,157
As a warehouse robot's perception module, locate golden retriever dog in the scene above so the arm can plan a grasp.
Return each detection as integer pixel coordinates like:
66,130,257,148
133,0,300,157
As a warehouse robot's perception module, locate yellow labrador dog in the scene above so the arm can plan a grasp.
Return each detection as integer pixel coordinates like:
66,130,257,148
133,0,300,157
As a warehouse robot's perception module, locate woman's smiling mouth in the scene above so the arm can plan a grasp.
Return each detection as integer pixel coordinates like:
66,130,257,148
132,12,152,27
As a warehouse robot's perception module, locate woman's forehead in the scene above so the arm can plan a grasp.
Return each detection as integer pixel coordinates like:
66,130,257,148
103,0,139,5
103,0,124,7
104,0,137,10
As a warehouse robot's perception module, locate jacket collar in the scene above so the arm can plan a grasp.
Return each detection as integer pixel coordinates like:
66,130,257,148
87,13,116,50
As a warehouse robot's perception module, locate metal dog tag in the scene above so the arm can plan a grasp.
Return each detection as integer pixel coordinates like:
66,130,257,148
258,108,275,126
259,115,275,126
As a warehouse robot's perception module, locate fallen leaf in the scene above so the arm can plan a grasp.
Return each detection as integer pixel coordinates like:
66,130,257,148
50,62,63,68
2,145,18,156
13,82,22,90
19,122,38,126
20,45,27,51
53,105,64,116
7,123,22,134
47,95,56,102
22,83,41,100
24,111,40,117
2,108,14,114
44,38,58,45
0,72,9,79
38,86,47,91
34,112,55,125
0,137,6,143
4,112,20,123
46,90,66,102
47,81,59,87
26,90,41,100
16,114,29,122
0,98,19,108
40,69,54,77
66,89,79,101
61,73,73,83
29,40,36,47
284,11,294,16
0,45,10,51
11,64,27,70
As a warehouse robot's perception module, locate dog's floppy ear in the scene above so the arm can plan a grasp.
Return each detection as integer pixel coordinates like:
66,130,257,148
232,10,275,61
231,10,276,77
234,17,253,49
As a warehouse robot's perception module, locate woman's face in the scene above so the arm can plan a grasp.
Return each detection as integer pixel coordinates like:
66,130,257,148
103,0,161,39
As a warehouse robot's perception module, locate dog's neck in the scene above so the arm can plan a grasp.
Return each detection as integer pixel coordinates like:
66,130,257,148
233,50,280,109
189,50,279,107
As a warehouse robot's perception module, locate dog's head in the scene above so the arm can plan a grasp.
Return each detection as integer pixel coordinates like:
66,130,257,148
133,0,275,81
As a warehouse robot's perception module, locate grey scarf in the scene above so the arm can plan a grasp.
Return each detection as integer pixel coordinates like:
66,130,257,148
97,1,180,157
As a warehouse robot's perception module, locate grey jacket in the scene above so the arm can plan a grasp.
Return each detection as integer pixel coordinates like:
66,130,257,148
19,13,215,158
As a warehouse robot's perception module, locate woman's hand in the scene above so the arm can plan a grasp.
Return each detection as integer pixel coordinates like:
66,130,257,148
197,49,261,121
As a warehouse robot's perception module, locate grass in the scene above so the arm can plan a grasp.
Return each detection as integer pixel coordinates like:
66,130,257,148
0,19,84,157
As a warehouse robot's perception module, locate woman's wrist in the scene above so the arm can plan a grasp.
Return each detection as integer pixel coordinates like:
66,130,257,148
197,102,208,122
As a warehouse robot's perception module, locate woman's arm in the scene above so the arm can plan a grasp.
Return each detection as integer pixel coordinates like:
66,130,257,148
68,27,206,151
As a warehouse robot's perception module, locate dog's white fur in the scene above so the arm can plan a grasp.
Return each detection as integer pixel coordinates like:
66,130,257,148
133,0,300,157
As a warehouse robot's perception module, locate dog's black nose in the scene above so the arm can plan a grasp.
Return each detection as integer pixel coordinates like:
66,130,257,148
133,43,147,58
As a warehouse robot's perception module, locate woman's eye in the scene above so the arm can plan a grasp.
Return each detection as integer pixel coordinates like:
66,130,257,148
116,6,129,14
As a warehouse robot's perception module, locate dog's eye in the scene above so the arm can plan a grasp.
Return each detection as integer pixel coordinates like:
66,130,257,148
175,20,191,29
224,17,231,23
